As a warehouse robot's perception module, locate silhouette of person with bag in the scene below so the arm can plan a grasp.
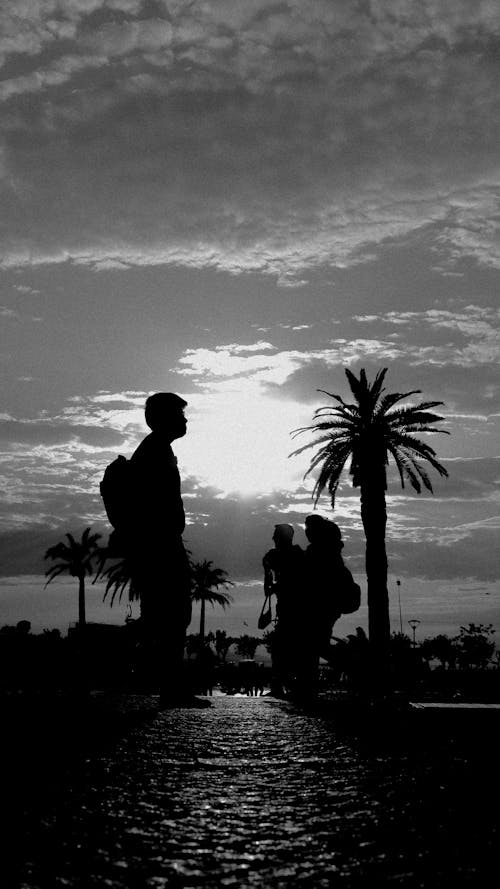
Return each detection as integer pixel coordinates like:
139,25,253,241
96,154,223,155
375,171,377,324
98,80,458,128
127,392,197,706
301,514,358,695
262,523,304,696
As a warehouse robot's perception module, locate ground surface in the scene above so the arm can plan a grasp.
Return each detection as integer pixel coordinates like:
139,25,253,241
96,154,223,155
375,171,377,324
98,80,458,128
4,693,498,887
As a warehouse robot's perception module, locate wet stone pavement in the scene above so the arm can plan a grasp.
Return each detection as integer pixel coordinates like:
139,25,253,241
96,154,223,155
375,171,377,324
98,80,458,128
17,695,497,888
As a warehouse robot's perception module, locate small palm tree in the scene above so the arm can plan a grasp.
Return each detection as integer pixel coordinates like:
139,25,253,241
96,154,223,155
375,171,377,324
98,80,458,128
44,527,102,628
291,367,449,653
191,560,233,646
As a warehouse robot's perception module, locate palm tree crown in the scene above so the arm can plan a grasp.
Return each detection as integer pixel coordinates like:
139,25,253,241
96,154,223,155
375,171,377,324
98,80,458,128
291,367,449,505
191,560,233,645
44,527,102,627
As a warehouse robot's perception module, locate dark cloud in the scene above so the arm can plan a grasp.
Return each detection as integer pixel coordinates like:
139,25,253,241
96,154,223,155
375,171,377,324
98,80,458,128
0,524,107,577
1,2,499,278
389,528,500,583
0,420,125,447
0,468,498,584
381,457,500,500
267,356,500,414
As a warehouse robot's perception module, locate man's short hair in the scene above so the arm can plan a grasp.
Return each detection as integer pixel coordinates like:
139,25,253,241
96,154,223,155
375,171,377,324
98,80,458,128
145,392,187,429
274,523,294,541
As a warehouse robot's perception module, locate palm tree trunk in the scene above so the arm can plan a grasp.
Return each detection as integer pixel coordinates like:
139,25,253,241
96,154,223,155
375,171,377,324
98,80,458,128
199,596,206,646
78,573,86,627
360,482,390,655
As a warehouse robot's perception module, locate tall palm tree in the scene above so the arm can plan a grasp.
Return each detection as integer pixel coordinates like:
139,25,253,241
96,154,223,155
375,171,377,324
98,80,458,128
44,527,102,628
190,560,233,646
291,367,449,653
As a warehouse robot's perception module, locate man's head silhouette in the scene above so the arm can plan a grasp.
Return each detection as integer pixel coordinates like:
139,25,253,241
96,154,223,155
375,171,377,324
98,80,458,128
145,393,188,441
272,523,295,548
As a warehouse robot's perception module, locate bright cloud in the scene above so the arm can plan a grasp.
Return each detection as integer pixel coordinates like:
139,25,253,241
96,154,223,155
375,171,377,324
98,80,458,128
353,306,500,365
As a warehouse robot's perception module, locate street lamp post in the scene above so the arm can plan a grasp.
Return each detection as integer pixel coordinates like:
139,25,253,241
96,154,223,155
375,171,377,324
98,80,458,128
408,619,421,648
396,579,403,634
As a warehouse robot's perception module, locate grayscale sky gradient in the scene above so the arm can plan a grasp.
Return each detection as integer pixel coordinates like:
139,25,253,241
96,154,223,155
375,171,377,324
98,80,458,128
0,1,499,637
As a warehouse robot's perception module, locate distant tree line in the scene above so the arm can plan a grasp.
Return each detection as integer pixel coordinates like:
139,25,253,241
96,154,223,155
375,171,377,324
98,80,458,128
185,630,265,662
1,620,496,693
418,624,496,671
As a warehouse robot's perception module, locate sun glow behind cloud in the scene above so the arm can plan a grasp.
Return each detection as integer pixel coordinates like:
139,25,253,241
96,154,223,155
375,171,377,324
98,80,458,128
178,387,312,497
173,341,320,496
63,373,317,498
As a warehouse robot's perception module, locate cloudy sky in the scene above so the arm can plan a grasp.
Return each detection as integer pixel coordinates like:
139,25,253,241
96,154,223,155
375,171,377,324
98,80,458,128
0,0,499,639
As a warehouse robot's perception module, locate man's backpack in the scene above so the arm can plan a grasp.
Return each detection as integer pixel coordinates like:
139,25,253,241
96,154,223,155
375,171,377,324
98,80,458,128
99,455,132,532
338,566,361,614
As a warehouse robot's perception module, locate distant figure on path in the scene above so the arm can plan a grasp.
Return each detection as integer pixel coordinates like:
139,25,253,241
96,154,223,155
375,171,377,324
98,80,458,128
128,392,196,706
195,642,217,696
262,524,304,696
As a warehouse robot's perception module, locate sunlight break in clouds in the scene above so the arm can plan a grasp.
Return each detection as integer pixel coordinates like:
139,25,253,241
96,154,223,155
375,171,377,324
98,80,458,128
179,391,309,498
176,345,313,496
61,382,314,498
176,341,335,496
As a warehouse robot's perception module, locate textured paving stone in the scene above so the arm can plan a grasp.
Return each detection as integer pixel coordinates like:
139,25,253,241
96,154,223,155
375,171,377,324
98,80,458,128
15,696,497,888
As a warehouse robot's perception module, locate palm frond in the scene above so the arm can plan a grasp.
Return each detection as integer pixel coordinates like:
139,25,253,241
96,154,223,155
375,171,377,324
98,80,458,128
410,459,434,492
99,558,136,606
387,443,409,490
389,423,450,435
389,446,422,492
390,432,449,478
204,590,233,608
44,542,70,560
44,564,69,587
368,367,388,403
387,406,448,428
311,445,351,505
316,389,354,410
376,389,422,416
289,433,346,459
345,367,367,403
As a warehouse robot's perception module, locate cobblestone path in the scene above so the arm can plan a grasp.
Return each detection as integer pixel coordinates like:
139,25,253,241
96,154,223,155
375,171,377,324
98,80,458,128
18,696,495,888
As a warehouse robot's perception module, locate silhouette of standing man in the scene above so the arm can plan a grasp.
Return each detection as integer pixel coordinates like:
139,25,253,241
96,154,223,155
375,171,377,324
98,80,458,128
129,393,193,706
